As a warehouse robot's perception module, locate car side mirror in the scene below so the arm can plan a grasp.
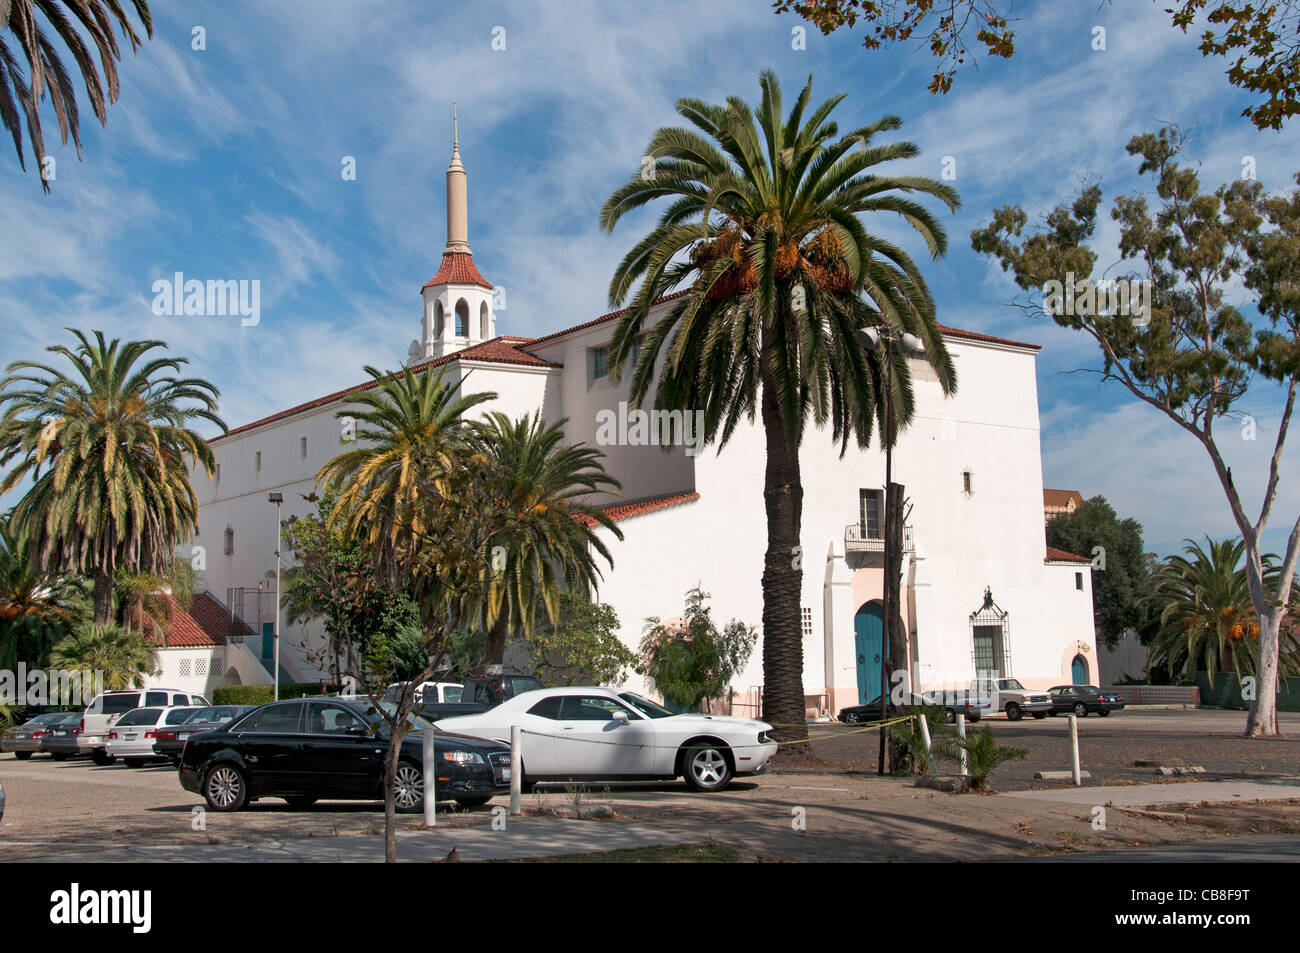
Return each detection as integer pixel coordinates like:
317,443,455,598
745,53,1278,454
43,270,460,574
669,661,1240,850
612,710,629,724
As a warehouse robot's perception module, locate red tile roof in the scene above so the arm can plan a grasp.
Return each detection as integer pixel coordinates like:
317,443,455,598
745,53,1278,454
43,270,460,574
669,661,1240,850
143,592,247,648
576,491,700,526
1043,489,1085,509
935,324,1040,351
1045,545,1092,564
422,252,493,290
212,338,559,442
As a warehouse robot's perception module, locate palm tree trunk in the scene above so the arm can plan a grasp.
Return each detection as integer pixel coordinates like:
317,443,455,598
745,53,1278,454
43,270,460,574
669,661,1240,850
92,569,113,625
759,370,809,758
485,609,510,667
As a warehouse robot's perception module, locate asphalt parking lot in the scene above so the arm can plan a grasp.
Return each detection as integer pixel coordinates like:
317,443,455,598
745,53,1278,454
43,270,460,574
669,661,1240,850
809,707,1300,788
3,708,1299,861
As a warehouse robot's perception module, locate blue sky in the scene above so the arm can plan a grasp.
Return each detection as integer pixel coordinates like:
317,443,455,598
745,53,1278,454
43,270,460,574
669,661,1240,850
1,0,1297,558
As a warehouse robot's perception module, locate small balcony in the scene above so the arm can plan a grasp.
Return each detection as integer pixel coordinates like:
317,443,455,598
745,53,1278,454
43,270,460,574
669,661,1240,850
844,523,914,554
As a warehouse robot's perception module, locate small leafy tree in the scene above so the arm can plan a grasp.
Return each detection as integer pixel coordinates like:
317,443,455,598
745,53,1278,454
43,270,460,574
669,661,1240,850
640,587,757,711
971,128,1300,737
954,726,1025,791
524,590,638,686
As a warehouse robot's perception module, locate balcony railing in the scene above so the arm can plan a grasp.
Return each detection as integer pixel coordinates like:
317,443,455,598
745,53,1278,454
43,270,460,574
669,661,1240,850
844,523,913,553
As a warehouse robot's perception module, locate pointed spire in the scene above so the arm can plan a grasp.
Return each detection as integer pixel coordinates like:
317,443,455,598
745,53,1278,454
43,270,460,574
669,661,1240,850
445,101,469,253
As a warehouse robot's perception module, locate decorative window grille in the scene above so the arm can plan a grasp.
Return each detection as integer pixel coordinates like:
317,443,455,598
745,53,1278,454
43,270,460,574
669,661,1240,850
969,587,1011,679
801,607,813,638
179,659,192,677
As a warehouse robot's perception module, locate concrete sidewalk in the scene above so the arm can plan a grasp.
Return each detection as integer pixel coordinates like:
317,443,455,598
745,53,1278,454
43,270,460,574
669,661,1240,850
17,817,700,863
1000,776,1300,808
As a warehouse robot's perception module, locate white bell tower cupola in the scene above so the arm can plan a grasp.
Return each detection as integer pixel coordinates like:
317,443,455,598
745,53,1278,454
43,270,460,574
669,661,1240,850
411,104,497,364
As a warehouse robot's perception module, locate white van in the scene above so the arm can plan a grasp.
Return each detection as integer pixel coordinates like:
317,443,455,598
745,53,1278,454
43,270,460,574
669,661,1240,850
80,688,211,764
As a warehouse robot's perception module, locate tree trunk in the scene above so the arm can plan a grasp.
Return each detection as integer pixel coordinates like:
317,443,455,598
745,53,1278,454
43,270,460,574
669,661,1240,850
383,730,401,863
92,569,113,625
485,609,510,668
758,372,809,759
1246,604,1281,737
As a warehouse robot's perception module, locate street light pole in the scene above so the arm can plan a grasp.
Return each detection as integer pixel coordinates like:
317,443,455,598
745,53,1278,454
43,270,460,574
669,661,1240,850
268,492,283,702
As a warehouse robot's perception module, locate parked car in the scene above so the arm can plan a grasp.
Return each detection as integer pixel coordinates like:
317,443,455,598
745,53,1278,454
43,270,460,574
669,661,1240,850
178,697,512,813
972,678,1053,721
436,686,777,792
37,713,85,760
839,691,984,725
105,707,202,766
2,713,70,759
1047,685,1126,717
80,689,211,764
152,706,257,763
385,673,545,720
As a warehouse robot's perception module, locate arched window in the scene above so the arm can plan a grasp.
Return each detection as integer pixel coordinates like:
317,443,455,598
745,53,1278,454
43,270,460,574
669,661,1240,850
479,301,489,339
455,299,469,337
434,301,444,337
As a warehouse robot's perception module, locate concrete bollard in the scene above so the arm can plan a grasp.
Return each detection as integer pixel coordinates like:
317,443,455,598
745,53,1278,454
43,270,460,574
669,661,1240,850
1069,713,1082,786
917,713,933,758
510,724,522,815
956,712,968,776
423,726,437,827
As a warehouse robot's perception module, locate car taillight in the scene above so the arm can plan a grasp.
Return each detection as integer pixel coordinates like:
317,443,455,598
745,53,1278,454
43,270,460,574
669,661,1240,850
32,730,45,738
108,731,118,740
79,717,85,733
144,730,156,739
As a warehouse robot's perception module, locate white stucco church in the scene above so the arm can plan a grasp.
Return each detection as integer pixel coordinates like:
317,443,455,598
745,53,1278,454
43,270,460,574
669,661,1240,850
183,126,1099,717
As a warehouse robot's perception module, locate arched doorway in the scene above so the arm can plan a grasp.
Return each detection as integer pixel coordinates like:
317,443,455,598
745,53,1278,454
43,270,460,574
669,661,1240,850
854,601,886,704
1071,654,1089,685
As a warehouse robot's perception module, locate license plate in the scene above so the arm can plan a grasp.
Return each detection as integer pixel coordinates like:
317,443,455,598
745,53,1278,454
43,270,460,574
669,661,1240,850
125,734,137,741
178,733,190,740
501,768,512,781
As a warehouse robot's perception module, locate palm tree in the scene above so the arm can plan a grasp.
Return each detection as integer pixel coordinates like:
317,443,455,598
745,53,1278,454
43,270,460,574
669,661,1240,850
0,510,86,669
1146,536,1300,680
600,71,958,746
316,365,496,573
469,410,623,665
49,619,158,690
1,1,153,189
0,329,224,624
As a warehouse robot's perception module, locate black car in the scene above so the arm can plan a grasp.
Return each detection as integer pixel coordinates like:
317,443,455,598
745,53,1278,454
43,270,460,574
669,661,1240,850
839,692,982,725
153,706,258,763
1047,685,1126,717
37,712,85,760
178,697,512,813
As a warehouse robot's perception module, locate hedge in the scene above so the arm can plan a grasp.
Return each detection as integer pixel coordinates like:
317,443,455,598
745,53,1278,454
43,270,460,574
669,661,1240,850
211,684,339,706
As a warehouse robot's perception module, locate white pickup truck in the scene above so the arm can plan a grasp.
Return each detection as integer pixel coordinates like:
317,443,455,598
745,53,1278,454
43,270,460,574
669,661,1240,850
971,677,1053,721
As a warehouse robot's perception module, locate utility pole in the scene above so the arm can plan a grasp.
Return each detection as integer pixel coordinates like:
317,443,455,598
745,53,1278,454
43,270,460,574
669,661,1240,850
268,492,283,701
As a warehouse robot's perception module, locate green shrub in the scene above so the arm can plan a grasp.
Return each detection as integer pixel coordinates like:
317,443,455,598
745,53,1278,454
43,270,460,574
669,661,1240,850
887,704,951,775
955,726,1026,790
211,684,337,706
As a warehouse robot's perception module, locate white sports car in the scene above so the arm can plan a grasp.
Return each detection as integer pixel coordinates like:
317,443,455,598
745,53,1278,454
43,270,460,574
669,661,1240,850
434,686,778,792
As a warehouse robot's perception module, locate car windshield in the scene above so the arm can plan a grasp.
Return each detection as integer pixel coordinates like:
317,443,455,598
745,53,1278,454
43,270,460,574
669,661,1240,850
373,702,435,732
618,692,675,719
101,693,141,714
1000,678,1025,690
165,708,200,725
182,707,217,724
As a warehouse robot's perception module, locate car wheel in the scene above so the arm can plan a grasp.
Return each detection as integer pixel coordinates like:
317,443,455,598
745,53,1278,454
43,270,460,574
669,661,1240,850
124,757,149,768
944,709,957,724
204,763,248,812
1073,702,1088,718
14,751,31,760
682,743,734,792
284,797,317,809
843,711,861,724
1005,703,1022,721
91,749,113,766
455,795,493,808
393,761,424,814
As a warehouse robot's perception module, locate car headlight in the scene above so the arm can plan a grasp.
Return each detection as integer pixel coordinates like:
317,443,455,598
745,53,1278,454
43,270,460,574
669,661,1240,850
441,750,484,765
758,730,773,744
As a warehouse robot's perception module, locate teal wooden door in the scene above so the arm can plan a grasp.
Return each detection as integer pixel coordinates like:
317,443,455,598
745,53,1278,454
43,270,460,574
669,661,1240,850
1071,654,1088,685
262,622,275,661
854,602,885,704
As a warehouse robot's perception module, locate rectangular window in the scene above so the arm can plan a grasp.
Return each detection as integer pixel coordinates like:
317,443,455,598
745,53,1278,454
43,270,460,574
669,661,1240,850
859,489,883,539
300,437,308,458
255,451,262,473
972,625,1006,679
591,345,609,381
1075,572,1084,590
962,470,973,495
215,463,221,482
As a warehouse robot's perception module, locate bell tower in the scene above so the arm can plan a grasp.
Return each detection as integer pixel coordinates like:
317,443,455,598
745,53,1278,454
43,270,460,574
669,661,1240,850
410,104,496,364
